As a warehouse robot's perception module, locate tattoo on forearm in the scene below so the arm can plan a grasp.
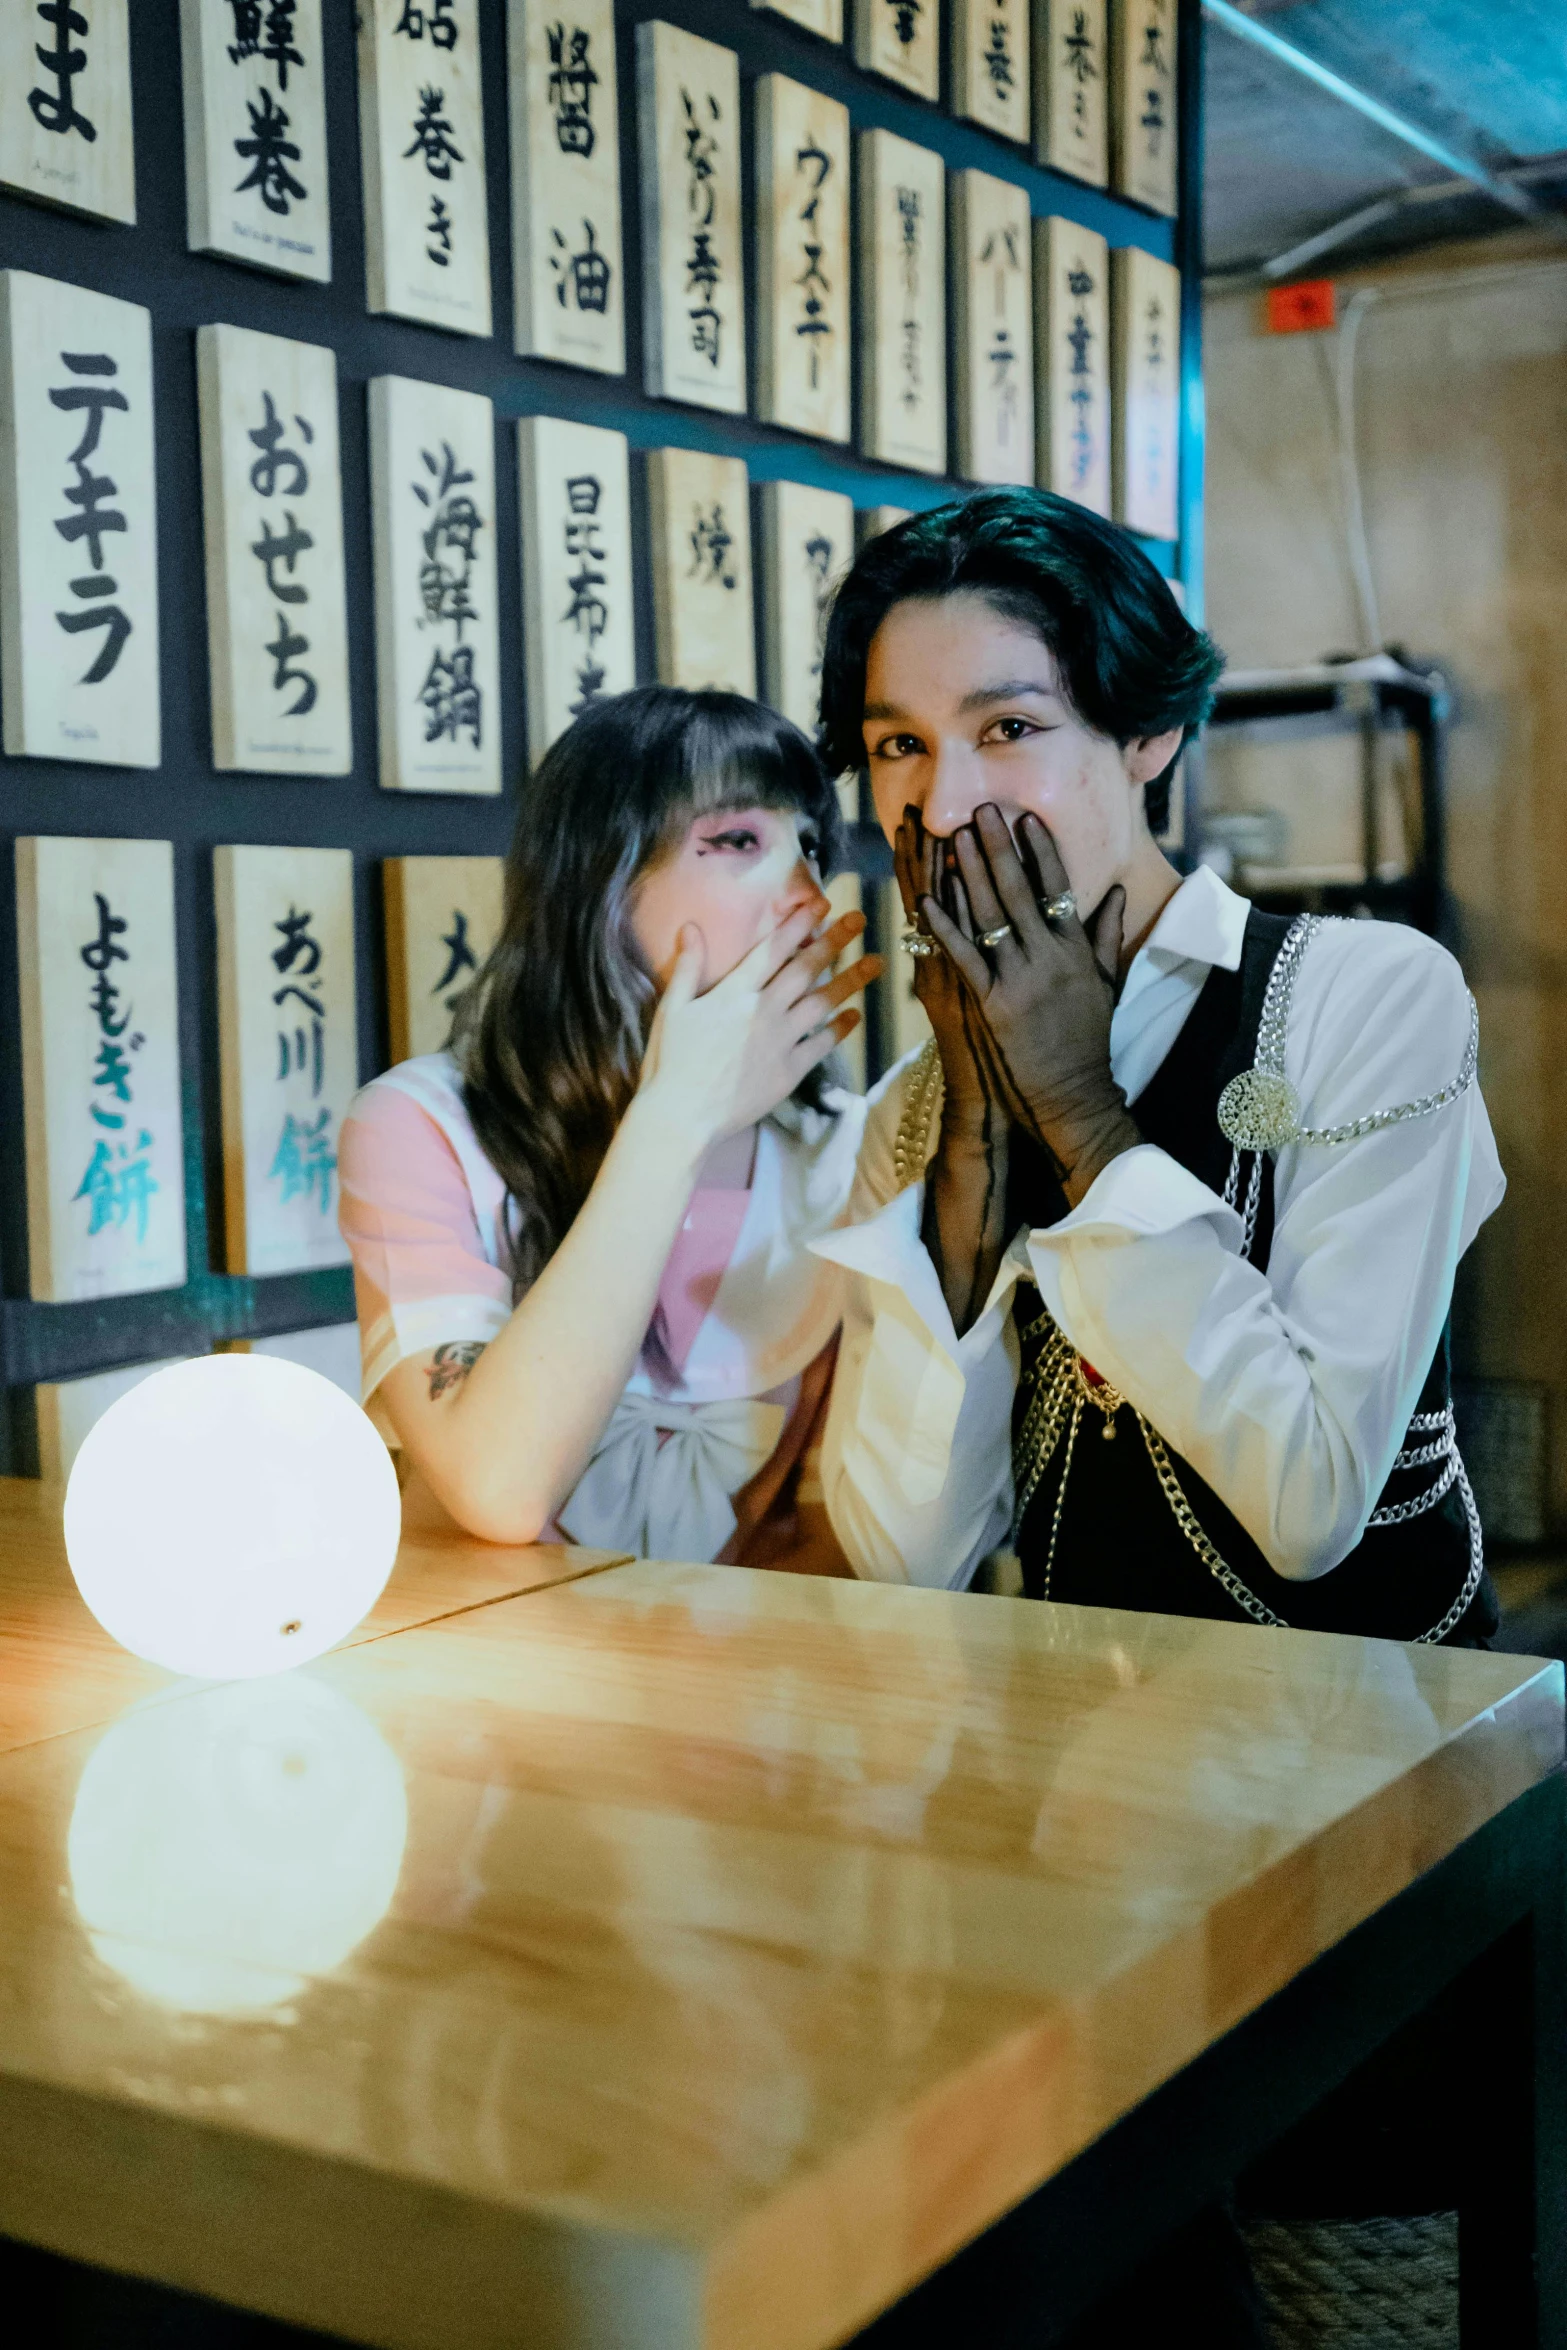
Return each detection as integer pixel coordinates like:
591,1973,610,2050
427,1340,487,1401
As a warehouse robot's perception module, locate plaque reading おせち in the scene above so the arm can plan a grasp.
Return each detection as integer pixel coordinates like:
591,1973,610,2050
950,169,1035,488
358,0,492,337
0,0,135,223
508,0,624,373
646,445,755,696
369,375,500,797
517,413,635,765
1035,214,1111,514
179,0,330,281
856,129,945,476
216,843,356,1278
754,73,850,445
0,269,160,768
16,834,186,1306
637,21,745,416
383,854,504,1063
196,322,351,776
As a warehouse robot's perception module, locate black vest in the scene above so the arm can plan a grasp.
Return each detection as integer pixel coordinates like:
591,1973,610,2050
1011,911,1497,1647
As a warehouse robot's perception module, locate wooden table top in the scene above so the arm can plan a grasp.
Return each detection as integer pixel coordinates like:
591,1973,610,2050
0,1495,1559,2350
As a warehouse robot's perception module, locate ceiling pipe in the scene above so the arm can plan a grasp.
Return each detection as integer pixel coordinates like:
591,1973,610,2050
1202,0,1542,222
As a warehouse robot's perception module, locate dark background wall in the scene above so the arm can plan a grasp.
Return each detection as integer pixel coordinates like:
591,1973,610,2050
0,0,1195,1472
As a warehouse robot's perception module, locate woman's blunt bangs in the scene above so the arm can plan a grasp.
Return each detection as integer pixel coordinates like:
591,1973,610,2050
670,691,844,873
817,488,1225,786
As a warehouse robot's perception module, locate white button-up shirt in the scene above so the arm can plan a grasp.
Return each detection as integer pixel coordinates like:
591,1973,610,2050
813,867,1505,1593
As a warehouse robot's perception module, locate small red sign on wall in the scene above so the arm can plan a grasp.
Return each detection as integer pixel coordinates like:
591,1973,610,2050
1265,279,1337,334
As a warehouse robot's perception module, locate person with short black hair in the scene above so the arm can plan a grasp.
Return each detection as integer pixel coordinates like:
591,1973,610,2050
814,489,1502,1647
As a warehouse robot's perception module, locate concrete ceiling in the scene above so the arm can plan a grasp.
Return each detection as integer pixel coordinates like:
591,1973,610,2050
1204,0,1567,280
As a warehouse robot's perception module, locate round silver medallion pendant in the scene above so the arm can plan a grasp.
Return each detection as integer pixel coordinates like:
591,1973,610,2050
1217,1067,1302,1153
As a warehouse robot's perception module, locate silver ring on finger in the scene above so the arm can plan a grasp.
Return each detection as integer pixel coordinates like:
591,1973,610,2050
1043,891,1078,926
977,922,1014,950
899,927,938,958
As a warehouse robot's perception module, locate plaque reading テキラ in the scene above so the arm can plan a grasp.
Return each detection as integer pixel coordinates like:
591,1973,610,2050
16,834,186,1304
369,375,500,797
0,0,135,223
952,0,1028,146
179,0,330,281
216,842,356,1278
951,169,1034,488
637,20,745,415
0,269,160,767
1035,214,1110,514
383,854,504,1062
755,74,850,445
760,479,854,736
647,446,755,696
196,322,351,776
1113,0,1177,216
516,413,635,764
857,129,945,476
852,0,938,103
1035,0,1107,185
508,0,624,373
1113,244,1180,541
359,0,492,337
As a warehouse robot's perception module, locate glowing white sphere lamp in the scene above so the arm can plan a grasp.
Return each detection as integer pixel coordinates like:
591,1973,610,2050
68,1675,408,2015
63,1354,402,1681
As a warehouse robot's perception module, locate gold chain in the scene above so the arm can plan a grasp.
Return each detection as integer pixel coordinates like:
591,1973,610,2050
892,1038,944,1192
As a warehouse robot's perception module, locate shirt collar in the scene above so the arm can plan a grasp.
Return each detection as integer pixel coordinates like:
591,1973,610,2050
1136,862,1250,976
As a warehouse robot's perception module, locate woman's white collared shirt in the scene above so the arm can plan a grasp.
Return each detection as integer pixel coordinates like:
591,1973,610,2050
812,866,1505,1592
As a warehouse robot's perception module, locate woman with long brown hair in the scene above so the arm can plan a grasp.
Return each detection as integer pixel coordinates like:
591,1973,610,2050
338,686,879,1569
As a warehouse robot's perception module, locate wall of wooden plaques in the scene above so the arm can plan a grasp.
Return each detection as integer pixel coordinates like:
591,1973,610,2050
0,0,1195,1471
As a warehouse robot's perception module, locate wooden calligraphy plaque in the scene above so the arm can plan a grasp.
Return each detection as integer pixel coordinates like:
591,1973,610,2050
0,0,134,223
953,0,1029,145
1035,214,1110,514
755,75,850,445
637,22,745,415
856,504,911,545
215,843,356,1278
0,270,159,768
517,414,635,764
760,479,853,737
383,854,504,1063
853,0,938,101
1113,0,1178,216
951,169,1034,487
1113,244,1180,541
825,869,866,1093
878,877,932,1066
36,1355,198,1484
16,835,186,1305
646,446,755,696
1034,0,1107,186
752,0,842,37
508,0,624,373
196,322,351,776
857,129,945,476
358,0,492,338
369,375,500,797
179,0,330,281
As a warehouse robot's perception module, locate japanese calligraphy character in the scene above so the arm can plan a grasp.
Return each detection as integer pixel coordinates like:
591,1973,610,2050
432,911,477,1000
427,193,453,266
561,472,609,715
547,24,597,158
93,1037,134,1106
984,15,1014,95
251,512,313,603
269,1109,335,1213
75,1135,157,1242
80,891,129,1031
1063,8,1096,81
394,0,457,45
886,0,921,47
550,218,612,314
249,395,312,498
419,645,482,746
51,353,132,685
405,86,463,178
412,441,482,640
681,87,719,225
688,503,736,590
265,615,317,717
228,1,304,89
234,85,307,214
28,2,95,142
